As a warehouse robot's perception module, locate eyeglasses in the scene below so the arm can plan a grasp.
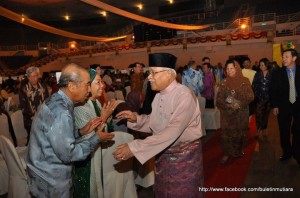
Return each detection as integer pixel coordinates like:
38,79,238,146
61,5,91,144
148,70,169,76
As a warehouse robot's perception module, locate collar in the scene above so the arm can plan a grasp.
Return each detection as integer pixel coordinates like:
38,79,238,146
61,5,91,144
160,80,177,95
28,82,41,89
57,90,73,108
286,65,296,72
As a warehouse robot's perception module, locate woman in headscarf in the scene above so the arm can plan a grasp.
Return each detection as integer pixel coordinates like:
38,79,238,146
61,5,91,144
73,68,117,198
216,59,254,164
89,64,108,106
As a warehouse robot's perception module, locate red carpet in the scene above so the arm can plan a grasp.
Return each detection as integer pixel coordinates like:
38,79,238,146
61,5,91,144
203,117,257,198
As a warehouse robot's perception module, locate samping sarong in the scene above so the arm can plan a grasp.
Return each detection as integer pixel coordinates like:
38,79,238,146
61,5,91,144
154,140,204,198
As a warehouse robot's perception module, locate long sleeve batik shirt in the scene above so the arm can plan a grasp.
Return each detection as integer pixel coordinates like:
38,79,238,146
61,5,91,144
26,90,100,198
182,68,204,96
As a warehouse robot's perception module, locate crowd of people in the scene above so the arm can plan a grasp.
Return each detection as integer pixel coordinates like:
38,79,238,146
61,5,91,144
0,48,299,197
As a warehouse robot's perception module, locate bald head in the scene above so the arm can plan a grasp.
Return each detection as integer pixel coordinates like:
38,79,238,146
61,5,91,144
59,63,88,88
58,63,91,104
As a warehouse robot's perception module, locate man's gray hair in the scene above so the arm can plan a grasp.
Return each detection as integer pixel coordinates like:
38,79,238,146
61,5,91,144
58,63,84,88
26,67,39,76
170,69,177,76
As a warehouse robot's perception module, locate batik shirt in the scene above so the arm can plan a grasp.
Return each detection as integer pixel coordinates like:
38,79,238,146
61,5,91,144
26,90,100,198
19,82,49,130
182,68,204,96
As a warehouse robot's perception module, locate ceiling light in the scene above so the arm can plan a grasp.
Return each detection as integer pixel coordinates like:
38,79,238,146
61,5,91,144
100,11,107,17
240,24,247,29
64,15,70,21
168,0,174,4
68,41,77,49
136,3,143,10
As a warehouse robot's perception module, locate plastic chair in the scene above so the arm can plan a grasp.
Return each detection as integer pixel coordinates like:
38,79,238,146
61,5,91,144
90,132,137,198
125,86,131,98
0,114,13,143
203,108,221,130
10,110,27,147
197,95,207,136
114,90,125,101
4,97,11,112
202,87,221,130
12,94,20,108
106,91,115,100
0,135,30,198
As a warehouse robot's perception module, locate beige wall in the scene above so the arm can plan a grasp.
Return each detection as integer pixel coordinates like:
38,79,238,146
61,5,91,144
37,34,300,74
40,39,272,73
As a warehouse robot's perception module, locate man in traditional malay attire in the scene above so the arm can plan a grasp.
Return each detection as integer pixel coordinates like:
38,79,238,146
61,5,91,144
114,53,204,197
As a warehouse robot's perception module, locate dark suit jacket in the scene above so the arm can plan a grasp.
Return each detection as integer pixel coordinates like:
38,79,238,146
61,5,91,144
271,65,300,111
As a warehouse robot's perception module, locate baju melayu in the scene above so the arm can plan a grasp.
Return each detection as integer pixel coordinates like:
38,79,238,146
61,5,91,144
26,90,100,198
127,80,204,198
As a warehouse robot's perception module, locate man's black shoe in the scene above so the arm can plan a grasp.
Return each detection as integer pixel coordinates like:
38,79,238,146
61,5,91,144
279,155,292,161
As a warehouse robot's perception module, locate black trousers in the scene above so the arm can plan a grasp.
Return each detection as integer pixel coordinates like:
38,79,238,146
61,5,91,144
277,102,300,160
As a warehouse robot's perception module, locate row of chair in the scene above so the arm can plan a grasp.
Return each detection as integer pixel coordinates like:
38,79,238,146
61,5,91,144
0,131,148,198
0,135,30,197
106,86,131,101
0,110,27,147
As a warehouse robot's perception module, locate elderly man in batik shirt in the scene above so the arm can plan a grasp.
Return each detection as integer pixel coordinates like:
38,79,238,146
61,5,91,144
26,63,114,198
182,60,204,96
114,53,204,198
19,67,49,144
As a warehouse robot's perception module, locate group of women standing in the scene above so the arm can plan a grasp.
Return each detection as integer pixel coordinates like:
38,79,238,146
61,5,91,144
217,58,273,164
